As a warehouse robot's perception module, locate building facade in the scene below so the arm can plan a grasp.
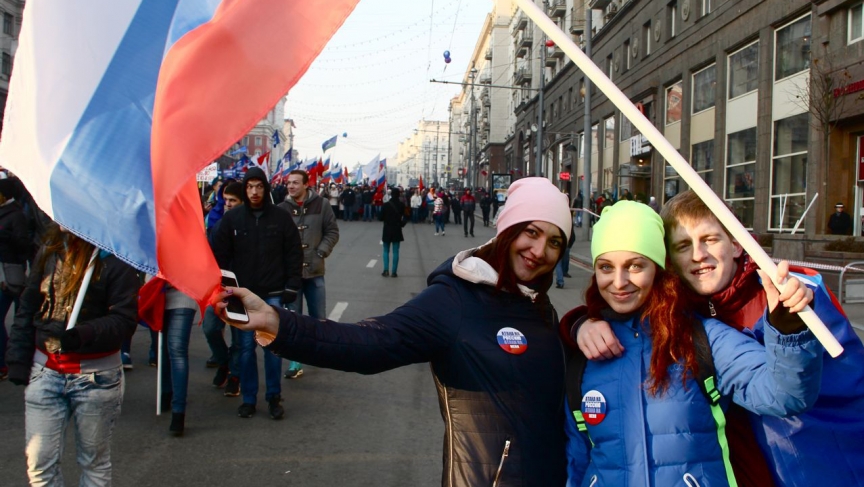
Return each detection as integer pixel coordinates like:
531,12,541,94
394,120,449,188
486,0,864,236
0,1,23,136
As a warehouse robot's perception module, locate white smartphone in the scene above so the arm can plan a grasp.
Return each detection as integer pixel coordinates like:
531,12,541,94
220,269,249,324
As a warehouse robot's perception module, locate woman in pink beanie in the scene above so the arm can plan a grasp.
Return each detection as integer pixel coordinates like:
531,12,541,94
213,177,574,486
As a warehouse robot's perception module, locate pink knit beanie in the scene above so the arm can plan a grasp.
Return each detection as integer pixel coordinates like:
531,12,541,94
496,177,572,240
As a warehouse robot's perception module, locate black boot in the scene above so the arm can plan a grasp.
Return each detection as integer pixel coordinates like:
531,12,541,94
160,392,173,414
169,413,185,437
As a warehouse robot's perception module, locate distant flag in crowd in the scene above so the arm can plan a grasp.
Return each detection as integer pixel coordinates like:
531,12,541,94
375,158,387,191
255,151,270,179
321,135,338,152
270,154,285,185
230,145,248,155
352,166,363,185
330,161,341,183
321,156,331,184
271,130,281,148
419,176,425,193
361,154,380,182
0,0,360,300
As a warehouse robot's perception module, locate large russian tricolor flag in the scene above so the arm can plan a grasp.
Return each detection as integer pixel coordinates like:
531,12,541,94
0,0,358,300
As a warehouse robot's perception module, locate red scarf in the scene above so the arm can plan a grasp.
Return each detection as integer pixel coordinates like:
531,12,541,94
683,254,767,332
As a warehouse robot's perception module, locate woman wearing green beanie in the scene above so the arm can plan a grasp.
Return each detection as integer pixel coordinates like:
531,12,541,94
563,201,824,487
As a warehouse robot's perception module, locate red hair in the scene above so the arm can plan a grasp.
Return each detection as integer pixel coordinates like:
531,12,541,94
584,267,700,396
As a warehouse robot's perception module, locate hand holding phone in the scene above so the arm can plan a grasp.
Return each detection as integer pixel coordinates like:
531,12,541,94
220,270,249,324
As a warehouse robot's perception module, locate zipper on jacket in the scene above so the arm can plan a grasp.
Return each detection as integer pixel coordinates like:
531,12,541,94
683,473,702,487
708,301,717,317
587,475,598,487
491,439,511,487
432,370,455,487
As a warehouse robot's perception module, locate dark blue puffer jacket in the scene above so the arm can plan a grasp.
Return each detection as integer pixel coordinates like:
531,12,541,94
265,247,568,486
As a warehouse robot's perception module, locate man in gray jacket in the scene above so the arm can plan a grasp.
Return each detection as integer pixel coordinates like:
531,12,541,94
278,170,340,379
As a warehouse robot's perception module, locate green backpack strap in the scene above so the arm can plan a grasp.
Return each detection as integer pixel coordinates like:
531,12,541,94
565,348,592,444
692,319,738,487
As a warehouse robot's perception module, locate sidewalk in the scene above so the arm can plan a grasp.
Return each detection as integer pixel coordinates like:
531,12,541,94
566,239,864,337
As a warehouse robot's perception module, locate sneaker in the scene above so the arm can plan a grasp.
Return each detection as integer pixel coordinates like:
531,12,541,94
283,368,304,380
268,395,285,420
212,365,229,388
555,283,565,289
564,273,572,278
434,232,439,236
391,273,398,278
470,233,474,237
121,353,133,370
237,403,256,418
169,413,185,437
381,270,389,277
224,376,241,397
441,231,445,236
205,358,219,368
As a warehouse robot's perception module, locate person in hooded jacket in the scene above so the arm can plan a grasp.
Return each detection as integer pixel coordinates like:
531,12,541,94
211,167,303,419
380,187,408,277
213,177,573,487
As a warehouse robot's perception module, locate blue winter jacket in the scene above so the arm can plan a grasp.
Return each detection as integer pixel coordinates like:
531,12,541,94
564,311,823,487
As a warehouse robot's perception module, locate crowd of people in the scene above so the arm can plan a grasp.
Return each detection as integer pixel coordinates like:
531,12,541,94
1,165,863,486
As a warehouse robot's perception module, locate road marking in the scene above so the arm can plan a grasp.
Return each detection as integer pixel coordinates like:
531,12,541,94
329,302,349,321
366,259,377,268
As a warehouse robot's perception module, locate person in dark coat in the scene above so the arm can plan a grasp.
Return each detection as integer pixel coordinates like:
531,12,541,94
380,188,407,277
827,202,853,235
213,177,574,487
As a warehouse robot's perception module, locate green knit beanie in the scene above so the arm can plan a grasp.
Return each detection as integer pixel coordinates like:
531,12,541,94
591,200,666,269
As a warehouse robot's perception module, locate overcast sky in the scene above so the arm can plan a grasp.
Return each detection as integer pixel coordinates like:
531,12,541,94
284,0,493,169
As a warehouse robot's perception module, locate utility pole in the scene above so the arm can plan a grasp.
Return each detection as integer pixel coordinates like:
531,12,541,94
582,2,593,241
434,123,440,185
469,66,478,189
536,0,548,177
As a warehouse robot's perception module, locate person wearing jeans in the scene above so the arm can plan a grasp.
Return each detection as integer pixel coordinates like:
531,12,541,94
237,295,285,416
433,192,445,236
159,288,197,436
381,188,407,277
7,228,139,486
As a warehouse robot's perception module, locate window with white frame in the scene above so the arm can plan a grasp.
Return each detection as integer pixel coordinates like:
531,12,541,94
702,0,711,16
624,39,631,70
850,3,863,44
691,140,714,186
770,113,809,230
725,128,757,228
775,15,811,81
692,64,716,113
668,1,677,38
620,111,632,142
666,81,683,124
604,116,615,148
607,54,614,81
255,136,262,146
664,162,681,203
643,21,652,56
728,42,759,99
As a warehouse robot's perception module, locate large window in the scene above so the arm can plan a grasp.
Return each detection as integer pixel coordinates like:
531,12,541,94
726,128,757,228
775,15,811,81
691,140,714,186
620,111,632,142
664,162,681,203
604,116,615,148
1,52,10,77
3,13,11,35
692,64,716,113
666,81,683,124
624,39,631,71
643,21,652,57
850,3,863,44
668,1,678,38
770,113,809,229
728,42,759,99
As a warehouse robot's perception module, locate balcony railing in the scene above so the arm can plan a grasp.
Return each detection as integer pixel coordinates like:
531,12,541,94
548,0,566,18
514,66,532,85
516,31,533,58
485,47,493,60
515,12,528,31
589,0,612,9
570,7,585,35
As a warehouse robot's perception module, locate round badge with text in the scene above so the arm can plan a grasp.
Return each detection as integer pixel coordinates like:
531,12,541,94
581,390,607,425
496,327,528,355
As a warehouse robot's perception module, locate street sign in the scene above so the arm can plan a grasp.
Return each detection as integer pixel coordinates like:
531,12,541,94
559,172,571,181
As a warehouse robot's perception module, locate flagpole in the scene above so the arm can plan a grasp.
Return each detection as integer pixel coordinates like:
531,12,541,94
66,247,100,331
157,330,163,416
515,0,843,357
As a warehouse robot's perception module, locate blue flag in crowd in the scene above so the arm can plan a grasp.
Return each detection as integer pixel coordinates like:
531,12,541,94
322,135,337,152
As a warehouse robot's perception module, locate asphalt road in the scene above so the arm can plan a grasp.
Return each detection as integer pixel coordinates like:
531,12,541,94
0,213,593,487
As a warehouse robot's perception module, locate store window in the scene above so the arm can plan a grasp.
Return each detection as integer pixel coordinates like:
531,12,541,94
775,15,811,81
666,81,683,124
692,64,716,113
726,128,757,228
770,113,809,229
728,42,759,99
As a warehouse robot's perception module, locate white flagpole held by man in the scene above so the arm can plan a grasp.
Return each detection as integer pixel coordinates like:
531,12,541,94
514,0,842,357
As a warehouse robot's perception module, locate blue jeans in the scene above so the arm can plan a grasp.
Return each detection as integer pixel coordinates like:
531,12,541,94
411,207,420,223
160,308,195,413
237,295,282,404
25,364,124,486
202,306,240,376
434,214,445,233
0,289,18,369
555,248,572,286
285,276,326,371
342,207,352,221
363,203,373,221
382,242,400,274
